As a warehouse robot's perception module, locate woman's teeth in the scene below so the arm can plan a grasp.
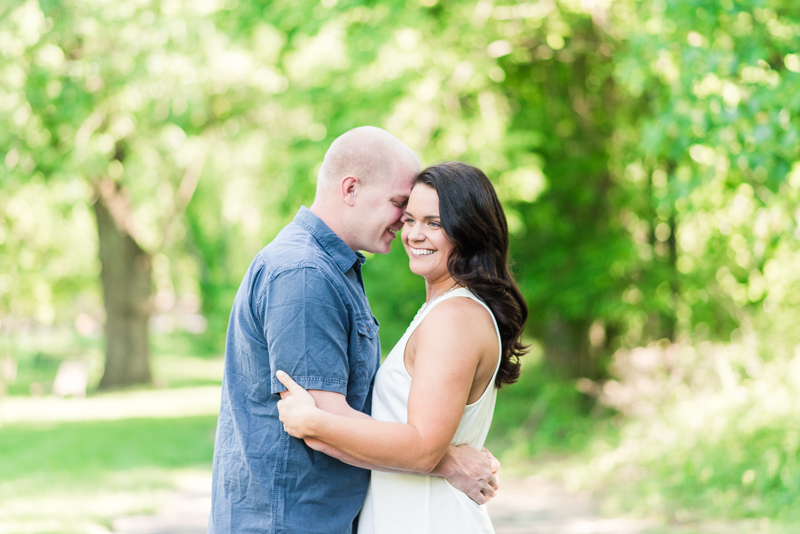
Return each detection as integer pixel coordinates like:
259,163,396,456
411,247,434,256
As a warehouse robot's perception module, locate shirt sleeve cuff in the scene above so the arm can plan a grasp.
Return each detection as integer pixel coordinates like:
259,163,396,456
271,376,348,396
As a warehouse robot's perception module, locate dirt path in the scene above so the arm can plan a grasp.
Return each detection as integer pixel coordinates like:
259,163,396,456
111,476,655,534
487,477,654,534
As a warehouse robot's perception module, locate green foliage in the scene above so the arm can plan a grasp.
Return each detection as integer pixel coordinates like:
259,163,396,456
486,344,617,463
2,0,800,365
553,341,800,525
362,245,426,354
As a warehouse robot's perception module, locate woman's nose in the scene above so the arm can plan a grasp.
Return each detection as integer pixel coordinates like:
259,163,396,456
407,224,424,241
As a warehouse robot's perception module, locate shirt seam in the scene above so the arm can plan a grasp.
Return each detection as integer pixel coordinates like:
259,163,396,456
270,376,348,388
253,264,350,323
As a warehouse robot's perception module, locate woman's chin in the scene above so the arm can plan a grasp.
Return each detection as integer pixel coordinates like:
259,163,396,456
407,261,424,276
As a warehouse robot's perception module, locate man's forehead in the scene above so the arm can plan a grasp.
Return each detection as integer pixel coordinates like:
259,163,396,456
384,175,415,196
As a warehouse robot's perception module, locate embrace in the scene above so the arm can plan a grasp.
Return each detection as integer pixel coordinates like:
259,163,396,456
209,127,529,534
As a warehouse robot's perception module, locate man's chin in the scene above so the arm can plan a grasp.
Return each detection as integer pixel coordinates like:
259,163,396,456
382,234,399,253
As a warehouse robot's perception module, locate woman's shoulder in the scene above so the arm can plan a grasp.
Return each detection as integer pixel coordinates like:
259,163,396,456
421,294,495,338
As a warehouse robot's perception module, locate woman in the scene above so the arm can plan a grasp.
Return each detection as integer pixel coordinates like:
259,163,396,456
277,162,528,533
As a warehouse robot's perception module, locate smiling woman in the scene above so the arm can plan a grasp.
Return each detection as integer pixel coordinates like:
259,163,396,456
402,184,454,284
411,162,529,388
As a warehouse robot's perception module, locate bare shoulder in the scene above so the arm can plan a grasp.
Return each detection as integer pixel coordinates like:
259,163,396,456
418,296,495,342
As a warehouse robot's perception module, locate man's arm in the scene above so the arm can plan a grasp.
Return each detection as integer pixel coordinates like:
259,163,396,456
280,388,500,504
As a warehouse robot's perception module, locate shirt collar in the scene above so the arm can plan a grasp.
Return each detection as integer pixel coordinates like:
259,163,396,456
294,206,366,273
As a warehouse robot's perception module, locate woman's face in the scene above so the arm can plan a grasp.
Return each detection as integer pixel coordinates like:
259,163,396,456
401,184,453,282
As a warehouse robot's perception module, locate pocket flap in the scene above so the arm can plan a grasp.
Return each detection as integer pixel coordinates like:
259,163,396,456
356,313,379,338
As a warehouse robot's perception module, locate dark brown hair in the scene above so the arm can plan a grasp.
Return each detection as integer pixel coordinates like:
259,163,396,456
415,162,528,387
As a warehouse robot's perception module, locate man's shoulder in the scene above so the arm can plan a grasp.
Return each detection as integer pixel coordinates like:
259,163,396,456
256,221,329,272
247,222,344,294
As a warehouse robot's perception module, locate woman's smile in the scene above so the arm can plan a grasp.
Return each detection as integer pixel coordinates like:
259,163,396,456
401,184,455,288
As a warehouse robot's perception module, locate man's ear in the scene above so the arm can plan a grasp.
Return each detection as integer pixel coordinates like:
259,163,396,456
341,176,358,206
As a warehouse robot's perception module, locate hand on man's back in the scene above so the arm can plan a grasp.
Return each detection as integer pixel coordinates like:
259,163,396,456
437,444,500,505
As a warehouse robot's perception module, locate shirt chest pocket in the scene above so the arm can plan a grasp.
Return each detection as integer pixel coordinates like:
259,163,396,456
354,313,380,386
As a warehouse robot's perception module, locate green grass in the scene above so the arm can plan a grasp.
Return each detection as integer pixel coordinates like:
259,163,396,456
0,415,217,481
581,414,800,525
0,330,222,533
0,409,218,533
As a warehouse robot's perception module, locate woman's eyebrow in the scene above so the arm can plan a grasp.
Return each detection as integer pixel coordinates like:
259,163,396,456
404,211,440,220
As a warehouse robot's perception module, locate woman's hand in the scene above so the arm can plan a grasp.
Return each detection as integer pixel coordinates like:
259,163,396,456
276,370,319,439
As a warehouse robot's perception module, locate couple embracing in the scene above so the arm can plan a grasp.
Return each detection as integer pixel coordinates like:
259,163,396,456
209,126,528,534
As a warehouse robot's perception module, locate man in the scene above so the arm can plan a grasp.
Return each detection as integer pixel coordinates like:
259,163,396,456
209,127,498,534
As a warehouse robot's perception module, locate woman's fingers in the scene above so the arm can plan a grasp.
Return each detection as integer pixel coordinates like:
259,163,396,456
276,370,305,395
275,373,319,439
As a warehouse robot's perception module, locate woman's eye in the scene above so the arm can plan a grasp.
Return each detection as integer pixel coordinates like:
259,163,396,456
428,221,441,229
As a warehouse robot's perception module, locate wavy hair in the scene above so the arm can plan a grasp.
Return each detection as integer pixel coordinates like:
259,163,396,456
414,162,528,387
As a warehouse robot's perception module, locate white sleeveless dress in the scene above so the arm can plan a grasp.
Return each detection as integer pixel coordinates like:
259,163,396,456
357,287,501,534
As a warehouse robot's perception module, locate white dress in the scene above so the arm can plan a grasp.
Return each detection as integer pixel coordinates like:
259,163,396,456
357,287,501,534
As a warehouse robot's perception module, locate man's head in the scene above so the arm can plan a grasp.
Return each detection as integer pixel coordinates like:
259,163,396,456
311,126,421,254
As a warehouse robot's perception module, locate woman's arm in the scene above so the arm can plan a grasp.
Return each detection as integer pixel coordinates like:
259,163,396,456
285,388,500,503
277,298,496,473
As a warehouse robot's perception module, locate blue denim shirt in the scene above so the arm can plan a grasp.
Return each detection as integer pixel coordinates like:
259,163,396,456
209,207,381,534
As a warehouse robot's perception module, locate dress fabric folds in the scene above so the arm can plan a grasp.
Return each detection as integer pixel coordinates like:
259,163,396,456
358,288,501,534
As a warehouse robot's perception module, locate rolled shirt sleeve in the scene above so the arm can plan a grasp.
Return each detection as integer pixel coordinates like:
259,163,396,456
259,267,351,396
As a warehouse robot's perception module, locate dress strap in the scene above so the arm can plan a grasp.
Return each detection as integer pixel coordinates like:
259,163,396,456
434,288,503,382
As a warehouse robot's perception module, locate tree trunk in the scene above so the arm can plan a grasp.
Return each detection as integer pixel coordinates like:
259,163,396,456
94,190,153,389
543,317,598,379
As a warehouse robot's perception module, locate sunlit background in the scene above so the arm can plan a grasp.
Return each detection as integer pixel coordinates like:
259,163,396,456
1,0,799,532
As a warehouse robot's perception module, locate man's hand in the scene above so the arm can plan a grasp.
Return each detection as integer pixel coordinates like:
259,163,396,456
435,444,500,505
482,446,501,486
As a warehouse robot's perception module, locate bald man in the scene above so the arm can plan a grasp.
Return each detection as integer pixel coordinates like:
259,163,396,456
209,127,498,534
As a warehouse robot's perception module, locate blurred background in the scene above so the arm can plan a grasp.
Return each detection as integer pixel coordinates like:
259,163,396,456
1,0,799,532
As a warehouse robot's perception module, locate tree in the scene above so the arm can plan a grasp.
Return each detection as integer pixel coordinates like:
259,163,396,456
2,0,221,386
3,0,799,389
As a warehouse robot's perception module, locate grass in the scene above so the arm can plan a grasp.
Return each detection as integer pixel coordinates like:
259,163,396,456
0,416,217,481
0,331,222,534
0,407,219,533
